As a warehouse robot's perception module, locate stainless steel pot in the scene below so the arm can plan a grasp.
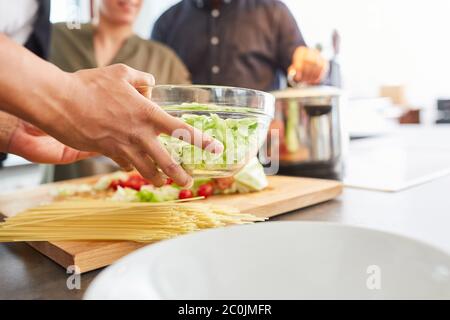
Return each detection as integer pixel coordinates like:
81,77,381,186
266,86,346,180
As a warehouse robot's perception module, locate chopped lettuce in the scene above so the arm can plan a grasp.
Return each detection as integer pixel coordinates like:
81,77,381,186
136,185,179,202
159,111,260,175
233,157,268,192
111,186,138,202
111,185,180,203
51,184,93,197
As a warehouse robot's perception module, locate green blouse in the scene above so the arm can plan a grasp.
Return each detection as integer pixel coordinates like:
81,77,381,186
50,23,190,84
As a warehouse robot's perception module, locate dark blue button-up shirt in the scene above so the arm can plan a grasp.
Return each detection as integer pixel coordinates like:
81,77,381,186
151,0,306,91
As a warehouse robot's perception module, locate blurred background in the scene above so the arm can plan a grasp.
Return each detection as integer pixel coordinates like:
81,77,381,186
3,0,450,193
50,0,450,124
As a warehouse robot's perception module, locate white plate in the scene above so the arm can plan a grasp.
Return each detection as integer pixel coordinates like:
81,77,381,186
84,222,450,300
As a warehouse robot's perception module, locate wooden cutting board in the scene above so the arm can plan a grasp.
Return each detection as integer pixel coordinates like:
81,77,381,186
0,175,342,273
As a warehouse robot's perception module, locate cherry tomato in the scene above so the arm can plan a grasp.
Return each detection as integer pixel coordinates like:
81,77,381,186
121,178,145,190
197,183,214,198
109,180,120,191
131,181,144,190
179,189,194,200
214,177,234,190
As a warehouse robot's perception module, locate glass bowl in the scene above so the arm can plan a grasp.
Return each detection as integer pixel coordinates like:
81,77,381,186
150,85,275,177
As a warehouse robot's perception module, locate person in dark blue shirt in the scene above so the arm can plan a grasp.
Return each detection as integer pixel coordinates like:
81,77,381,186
152,0,328,91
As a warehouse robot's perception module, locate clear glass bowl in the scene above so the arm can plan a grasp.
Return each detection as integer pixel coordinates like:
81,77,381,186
150,85,275,177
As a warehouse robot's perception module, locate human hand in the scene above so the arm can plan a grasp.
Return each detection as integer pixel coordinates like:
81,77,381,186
38,64,223,188
288,46,328,85
0,111,94,164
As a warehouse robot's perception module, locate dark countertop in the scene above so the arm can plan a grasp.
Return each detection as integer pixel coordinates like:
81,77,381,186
1,173,449,299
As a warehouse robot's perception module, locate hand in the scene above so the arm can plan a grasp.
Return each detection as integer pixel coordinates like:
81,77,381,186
288,46,328,85
37,64,223,188
0,36,222,188
0,112,94,164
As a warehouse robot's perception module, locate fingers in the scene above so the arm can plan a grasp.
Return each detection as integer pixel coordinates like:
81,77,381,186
111,156,134,172
146,101,224,154
100,66,224,187
9,132,96,164
290,47,328,84
315,60,329,84
305,52,327,84
108,64,154,98
302,62,318,83
118,96,221,187
110,63,155,88
291,47,306,83
115,67,223,154
124,149,166,187
135,136,193,188
58,148,96,164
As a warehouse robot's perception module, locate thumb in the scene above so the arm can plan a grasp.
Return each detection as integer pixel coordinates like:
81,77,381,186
288,66,303,84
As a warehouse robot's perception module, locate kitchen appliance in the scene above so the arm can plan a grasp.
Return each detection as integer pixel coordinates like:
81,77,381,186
267,85,346,180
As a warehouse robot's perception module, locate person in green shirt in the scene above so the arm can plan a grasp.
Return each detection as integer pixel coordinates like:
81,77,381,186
47,0,191,181
50,0,190,84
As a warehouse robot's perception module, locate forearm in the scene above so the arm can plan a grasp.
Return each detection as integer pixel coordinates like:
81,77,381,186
0,34,71,130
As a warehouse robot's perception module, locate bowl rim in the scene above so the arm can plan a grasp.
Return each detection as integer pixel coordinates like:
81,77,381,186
149,84,275,118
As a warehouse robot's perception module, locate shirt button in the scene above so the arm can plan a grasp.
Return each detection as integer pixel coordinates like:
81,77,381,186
211,9,220,18
210,36,219,45
212,65,220,74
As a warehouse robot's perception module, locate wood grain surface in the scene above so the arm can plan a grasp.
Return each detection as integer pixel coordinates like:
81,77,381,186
0,175,342,273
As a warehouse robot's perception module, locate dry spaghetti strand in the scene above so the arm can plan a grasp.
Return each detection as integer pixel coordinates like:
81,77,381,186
0,200,266,242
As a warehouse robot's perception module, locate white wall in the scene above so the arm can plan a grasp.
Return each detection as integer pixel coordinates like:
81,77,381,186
51,0,450,119
283,0,450,113
134,0,179,38
50,0,91,23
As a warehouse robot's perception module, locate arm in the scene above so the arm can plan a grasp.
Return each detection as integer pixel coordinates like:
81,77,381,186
0,111,94,164
275,2,306,72
275,3,328,85
0,34,222,187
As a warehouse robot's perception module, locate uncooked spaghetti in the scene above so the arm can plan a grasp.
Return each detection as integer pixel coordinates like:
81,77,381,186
0,200,265,242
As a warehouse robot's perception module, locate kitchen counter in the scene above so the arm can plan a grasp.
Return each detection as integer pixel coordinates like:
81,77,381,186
1,174,449,299
1,126,449,300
